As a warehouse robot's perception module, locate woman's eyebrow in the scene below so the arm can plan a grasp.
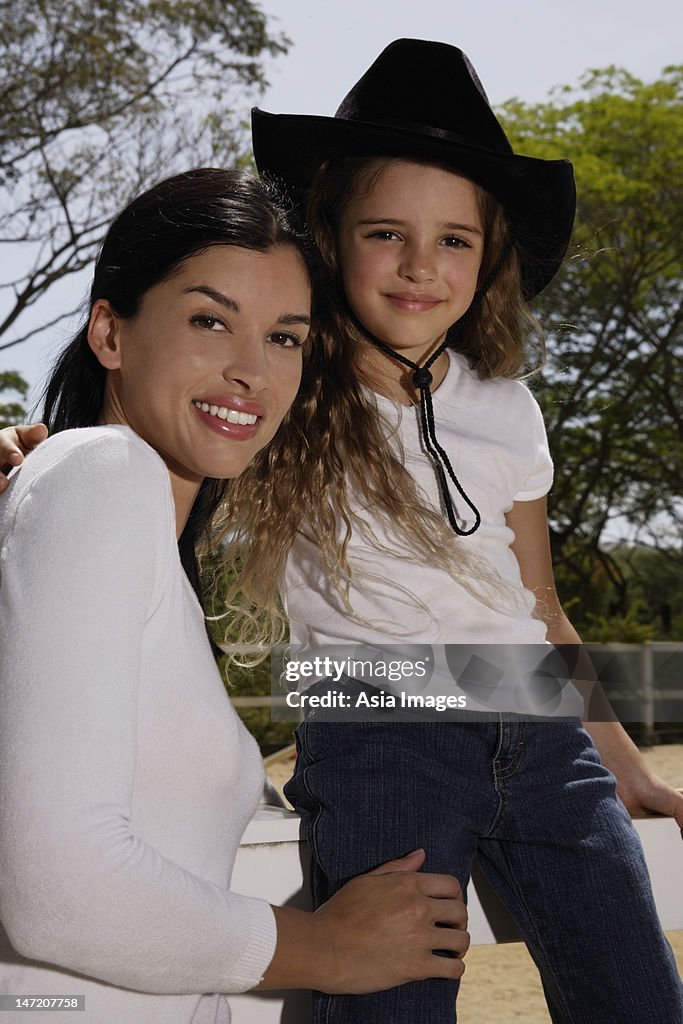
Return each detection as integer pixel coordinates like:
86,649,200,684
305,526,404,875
278,312,311,326
182,287,310,325
183,285,240,312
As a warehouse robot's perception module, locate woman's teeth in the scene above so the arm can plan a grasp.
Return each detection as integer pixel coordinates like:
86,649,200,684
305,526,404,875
193,401,257,425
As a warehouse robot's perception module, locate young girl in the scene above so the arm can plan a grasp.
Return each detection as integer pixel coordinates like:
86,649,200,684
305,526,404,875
0,167,469,1023
248,39,683,1023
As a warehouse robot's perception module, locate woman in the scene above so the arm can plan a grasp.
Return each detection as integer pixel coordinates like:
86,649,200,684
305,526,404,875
0,167,468,1023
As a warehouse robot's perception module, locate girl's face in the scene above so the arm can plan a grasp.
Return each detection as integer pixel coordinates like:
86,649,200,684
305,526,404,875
337,160,484,364
91,244,311,501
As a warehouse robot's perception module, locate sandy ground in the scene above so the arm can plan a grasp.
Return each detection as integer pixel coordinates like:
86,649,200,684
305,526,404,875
265,743,683,1023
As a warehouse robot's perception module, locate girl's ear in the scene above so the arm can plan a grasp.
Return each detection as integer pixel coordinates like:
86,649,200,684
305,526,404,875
87,300,122,370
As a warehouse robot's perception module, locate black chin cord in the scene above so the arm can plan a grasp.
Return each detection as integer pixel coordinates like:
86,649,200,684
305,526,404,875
363,320,481,536
361,230,517,537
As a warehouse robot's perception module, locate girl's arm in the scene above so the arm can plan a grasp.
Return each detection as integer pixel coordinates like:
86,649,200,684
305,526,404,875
507,496,683,830
0,422,47,490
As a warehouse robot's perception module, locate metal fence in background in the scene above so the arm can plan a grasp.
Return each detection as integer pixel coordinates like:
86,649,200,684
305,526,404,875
585,642,683,743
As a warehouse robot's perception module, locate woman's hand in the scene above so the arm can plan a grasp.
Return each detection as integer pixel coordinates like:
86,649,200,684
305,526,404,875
0,423,48,490
258,849,469,993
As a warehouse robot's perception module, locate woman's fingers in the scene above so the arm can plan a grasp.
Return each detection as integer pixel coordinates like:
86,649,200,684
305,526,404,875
412,870,464,901
368,850,463,900
427,894,468,930
367,847,426,874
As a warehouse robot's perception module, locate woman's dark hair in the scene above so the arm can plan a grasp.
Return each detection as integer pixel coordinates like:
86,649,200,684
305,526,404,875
42,167,318,612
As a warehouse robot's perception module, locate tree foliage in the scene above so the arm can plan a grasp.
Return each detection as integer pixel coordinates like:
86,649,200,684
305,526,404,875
499,67,683,627
0,370,28,428
0,0,288,351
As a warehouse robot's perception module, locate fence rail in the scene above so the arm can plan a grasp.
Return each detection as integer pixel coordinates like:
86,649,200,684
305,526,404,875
585,642,683,742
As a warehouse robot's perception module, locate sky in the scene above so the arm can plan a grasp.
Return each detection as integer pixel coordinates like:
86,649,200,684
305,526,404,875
257,0,680,113
2,0,681,404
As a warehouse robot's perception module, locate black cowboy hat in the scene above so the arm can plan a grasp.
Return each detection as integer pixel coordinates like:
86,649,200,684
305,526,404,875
252,38,576,299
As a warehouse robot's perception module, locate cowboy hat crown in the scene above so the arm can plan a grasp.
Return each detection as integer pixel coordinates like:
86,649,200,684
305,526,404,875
334,39,512,155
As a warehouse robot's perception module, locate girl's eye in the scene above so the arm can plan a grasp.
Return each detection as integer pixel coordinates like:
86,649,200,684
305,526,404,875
442,235,471,249
191,313,227,331
367,230,401,241
269,331,305,349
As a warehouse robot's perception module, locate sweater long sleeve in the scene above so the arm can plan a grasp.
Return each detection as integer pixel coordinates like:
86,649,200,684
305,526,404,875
0,427,276,1017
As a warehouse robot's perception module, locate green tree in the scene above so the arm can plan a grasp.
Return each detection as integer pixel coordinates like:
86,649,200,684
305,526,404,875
610,543,683,639
0,370,28,428
0,0,288,352
499,68,683,626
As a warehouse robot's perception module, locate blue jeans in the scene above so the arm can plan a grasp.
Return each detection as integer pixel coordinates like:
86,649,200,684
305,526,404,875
284,711,683,1023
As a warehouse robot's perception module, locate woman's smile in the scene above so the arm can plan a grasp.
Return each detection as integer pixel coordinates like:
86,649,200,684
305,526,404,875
192,395,262,436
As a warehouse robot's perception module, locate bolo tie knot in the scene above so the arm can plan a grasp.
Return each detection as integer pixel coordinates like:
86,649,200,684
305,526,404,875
412,366,434,389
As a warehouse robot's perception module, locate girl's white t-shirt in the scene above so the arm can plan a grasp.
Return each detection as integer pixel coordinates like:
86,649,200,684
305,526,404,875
285,352,553,648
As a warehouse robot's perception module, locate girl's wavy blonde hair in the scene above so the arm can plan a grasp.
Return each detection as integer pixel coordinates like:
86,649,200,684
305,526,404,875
211,157,545,663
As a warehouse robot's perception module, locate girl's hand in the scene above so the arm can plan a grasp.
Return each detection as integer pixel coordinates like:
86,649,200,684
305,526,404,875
0,423,48,490
586,720,683,830
259,849,469,993
613,768,683,828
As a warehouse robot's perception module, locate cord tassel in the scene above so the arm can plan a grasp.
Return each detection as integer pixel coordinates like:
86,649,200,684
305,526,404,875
418,377,482,535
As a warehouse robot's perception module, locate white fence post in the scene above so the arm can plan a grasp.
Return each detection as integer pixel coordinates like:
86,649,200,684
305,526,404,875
640,641,655,745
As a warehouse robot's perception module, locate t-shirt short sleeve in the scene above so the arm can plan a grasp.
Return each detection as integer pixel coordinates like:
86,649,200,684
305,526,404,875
512,387,554,502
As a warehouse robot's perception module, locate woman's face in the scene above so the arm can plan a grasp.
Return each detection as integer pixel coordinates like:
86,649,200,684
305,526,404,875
91,244,311,495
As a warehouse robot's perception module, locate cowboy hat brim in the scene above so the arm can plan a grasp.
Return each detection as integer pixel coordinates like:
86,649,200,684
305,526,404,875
251,108,576,300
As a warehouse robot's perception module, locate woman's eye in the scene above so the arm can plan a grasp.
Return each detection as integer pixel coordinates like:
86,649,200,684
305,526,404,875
269,331,304,349
191,314,227,331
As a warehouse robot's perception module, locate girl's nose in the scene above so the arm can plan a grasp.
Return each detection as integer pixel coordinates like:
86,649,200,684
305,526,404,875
398,243,436,283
